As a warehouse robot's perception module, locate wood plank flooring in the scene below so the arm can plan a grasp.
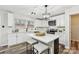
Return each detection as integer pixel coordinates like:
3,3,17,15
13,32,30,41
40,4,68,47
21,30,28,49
1,42,79,54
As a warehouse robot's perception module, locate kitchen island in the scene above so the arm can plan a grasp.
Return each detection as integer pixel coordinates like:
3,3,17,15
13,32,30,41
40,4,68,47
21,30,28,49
27,33,60,54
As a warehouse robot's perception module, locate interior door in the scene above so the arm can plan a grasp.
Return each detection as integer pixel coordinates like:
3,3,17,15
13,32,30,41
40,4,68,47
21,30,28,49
71,14,79,40
71,14,79,49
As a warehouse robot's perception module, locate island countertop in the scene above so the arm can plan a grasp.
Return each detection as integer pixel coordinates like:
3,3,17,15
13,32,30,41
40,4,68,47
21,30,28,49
27,33,61,44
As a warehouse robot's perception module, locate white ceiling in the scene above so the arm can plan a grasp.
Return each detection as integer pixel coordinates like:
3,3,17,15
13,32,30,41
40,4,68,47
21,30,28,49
0,5,74,19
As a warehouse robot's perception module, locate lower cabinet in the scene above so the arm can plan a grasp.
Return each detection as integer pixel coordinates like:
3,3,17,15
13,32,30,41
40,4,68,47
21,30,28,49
0,28,8,46
8,33,27,46
8,33,16,46
17,33,27,44
17,33,23,44
8,33,29,46
59,32,66,46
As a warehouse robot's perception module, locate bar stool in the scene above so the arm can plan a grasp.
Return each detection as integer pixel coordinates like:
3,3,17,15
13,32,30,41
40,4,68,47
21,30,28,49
33,42,50,54
26,38,38,54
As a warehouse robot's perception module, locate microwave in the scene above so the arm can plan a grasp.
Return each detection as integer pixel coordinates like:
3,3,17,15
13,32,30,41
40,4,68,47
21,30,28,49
48,20,56,26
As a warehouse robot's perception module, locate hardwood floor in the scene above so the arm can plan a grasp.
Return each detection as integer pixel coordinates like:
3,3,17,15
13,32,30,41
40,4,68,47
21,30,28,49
1,42,79,54
62,40,79,54
0,42,32,54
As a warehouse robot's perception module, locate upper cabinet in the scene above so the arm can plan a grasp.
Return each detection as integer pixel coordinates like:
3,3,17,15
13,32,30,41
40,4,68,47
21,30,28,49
15,19,26,26
34,20,48,27
8,13,14,26
57,14,65,26
41,20,48,27
50,14,65,26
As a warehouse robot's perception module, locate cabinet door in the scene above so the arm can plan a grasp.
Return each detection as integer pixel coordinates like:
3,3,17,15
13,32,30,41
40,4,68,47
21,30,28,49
56,16,60,26
34,20,41,27
8,34,16,46
20,33,26,42
54,14,65,27
0,16,1,25
60,15,65,26
0,13,8,46
22,33,27,42
41,21,48,27
8,13,14,26
0,27,1,46
17,33,24,44
57,15,65,26
0,16,1,45
59,32,66,45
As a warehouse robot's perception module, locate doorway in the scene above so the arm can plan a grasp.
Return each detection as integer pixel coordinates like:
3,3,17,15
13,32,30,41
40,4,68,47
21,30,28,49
71,14,79,50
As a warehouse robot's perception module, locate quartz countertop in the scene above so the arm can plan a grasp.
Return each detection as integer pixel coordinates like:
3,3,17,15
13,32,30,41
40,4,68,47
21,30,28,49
27,32,62,44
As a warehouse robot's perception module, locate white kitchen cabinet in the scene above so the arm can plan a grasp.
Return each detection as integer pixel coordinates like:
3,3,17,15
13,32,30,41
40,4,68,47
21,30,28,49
56,16,60,26
34,20,48,27
1,28,8,46
17,33,26,44
23,33,27,42
17,33,23,44
0,16,1,45
50,14,66,46
8,33,27,46
40,20,48,27
34,20,41,27
0,26,1,46
0,12,14,46
8,33,16,46
8,13,14,26
0,11,8,46
56,14,65,26
59,31,66,46
50,14,65,26
8,13,15,34
50,16,57,21
0,16,1,25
